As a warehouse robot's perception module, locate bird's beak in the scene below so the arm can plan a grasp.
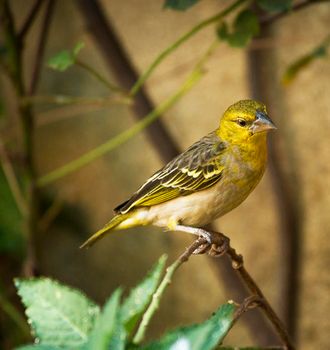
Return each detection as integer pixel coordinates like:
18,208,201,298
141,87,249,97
250,110,276,134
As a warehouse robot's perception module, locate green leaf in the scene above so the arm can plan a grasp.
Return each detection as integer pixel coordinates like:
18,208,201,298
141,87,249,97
256,0,292,13
164,0,200,11
86,288,123,350
139,302,236,350
282,36,330,85
47,41,84,72
121,255,167,334
0,168,24,256
15,278,100,347
217,10,259,48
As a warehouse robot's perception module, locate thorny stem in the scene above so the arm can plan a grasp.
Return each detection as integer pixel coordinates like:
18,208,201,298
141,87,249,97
129,0,247,96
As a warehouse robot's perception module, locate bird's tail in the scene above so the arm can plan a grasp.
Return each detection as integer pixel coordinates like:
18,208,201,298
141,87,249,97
80,213,131,249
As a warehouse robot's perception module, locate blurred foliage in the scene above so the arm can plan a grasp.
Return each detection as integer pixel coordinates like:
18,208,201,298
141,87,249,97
282,34,330,85
217,9,260,48
164,0,201,11
256,0,292,12
47,42,85,72
15,257,237,350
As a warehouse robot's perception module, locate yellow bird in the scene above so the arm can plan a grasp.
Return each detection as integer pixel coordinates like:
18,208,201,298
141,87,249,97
81,99,276,248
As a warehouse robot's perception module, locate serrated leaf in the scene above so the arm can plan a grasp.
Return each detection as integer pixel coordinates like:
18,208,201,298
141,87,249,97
164,0,200,11
256,0,292,13
47,42,84,72
121,255,167,334
282,36,330,85
139,303,236,350
217,10,259,48
15,278,100,347
86,288,123,350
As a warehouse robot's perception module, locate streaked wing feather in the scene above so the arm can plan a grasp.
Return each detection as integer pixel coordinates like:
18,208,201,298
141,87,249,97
115,132,226,213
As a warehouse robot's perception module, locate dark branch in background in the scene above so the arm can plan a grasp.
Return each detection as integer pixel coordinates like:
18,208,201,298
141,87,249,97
29,0,55,95
18,0,44,40
0,0,54,276
75,0,180,162
259,0,329,26
75,0,279,346
247,25,302,341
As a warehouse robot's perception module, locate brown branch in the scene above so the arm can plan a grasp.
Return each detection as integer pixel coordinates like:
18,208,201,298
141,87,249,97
18,0,44,39
259,0,329,26
202,232,295,350
247,24,302,340
28,0,55,95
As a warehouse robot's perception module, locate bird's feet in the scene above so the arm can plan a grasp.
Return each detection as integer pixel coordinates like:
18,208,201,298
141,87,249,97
193,231,230,257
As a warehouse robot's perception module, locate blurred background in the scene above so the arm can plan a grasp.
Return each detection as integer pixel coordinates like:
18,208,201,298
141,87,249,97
0,0,329,349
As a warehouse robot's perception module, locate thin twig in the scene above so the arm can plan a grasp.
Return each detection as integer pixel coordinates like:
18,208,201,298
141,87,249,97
132,237,206,344
259,0,329,26
21,94,131,107
0,290,31,338
129,0,247,96
29,0,55,95
76,0,181,162
18,0,44,39
36,65,203,187
0,139,28,216
208,232,295,350
75,59,125,93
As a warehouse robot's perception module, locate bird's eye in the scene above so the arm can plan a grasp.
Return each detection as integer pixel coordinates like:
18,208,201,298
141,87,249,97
236,118,247,127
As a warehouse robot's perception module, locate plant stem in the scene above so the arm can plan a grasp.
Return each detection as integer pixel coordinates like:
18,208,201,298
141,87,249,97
129,0,247,96
36,63,203,187
0,289,31,338
132,237,205,345
0,139,28,216
75,58,125,93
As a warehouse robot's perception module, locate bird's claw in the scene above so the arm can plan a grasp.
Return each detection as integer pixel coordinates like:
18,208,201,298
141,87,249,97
193,232,230,257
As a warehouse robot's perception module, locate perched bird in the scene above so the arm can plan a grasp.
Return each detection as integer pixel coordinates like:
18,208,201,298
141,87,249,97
81,99,276,248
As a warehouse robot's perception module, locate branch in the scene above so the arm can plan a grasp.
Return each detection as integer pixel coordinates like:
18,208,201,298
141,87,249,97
202,231,295,350
132,237,206,344
75,59,125,93
0,289,31,338
36,65,203,187
76,0,181,162
18,0,44,39
129,0,246,96
260,0,329,26
28,0,55,95
0,138,28,216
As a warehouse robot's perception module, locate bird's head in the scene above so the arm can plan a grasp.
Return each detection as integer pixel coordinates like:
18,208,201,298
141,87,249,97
217,100,276,144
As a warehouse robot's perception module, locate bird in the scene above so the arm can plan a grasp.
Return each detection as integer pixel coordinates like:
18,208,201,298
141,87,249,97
81,99,276,249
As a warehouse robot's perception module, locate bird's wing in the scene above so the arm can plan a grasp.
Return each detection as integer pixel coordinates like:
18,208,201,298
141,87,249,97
115,132,226,214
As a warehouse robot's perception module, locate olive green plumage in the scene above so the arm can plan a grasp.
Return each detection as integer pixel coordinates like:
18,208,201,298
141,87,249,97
81,99,276,248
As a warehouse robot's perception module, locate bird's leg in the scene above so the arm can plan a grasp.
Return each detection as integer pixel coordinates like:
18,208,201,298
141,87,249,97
174,225,212,244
